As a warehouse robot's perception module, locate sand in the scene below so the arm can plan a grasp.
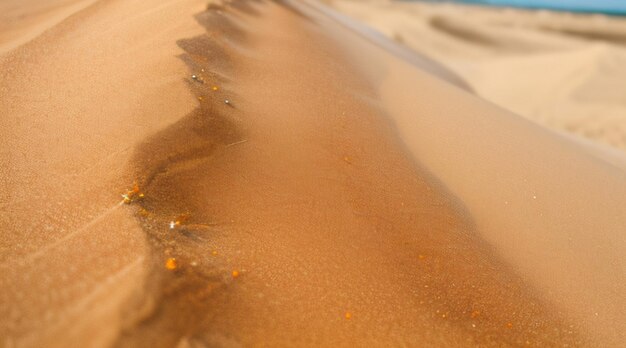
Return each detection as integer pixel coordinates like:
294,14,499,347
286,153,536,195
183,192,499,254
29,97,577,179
329,0,626,154
0,0,98,54
0,0,207,345
1,0,624,347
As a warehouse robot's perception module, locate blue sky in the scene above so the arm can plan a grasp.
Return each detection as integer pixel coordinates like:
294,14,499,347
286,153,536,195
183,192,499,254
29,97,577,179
456,0,626,14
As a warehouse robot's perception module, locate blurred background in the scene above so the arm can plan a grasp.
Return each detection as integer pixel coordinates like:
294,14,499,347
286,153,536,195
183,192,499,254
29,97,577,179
445,0,626,15
328,0,626,155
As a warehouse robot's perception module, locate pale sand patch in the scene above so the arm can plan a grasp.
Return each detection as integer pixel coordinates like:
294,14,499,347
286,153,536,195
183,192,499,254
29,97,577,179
0,0,98,54
330,0,626,153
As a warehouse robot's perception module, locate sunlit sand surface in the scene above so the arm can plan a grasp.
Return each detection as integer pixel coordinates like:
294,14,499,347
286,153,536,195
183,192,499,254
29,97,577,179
1,0,624,347
330,0,626,154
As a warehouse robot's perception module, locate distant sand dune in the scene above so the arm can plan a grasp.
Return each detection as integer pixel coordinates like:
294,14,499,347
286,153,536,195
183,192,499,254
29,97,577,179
331,0,626,154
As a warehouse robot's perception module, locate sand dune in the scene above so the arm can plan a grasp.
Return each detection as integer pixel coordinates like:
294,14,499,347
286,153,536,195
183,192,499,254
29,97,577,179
0,0,206,346
0,0,99,53
1,0,625,347
330,0,626,154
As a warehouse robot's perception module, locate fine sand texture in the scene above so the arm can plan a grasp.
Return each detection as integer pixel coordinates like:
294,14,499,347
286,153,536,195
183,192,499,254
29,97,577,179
1,0,625,347
329,0,626,154
0,0,98,53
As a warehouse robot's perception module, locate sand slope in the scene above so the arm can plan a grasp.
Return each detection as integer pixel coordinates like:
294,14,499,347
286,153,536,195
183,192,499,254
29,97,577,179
330,0,626,154
0,0,98,54
1,0,624,347
0,0,206,346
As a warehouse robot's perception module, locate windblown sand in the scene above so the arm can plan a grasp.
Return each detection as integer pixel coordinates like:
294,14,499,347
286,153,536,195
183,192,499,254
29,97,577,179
1,0,624,347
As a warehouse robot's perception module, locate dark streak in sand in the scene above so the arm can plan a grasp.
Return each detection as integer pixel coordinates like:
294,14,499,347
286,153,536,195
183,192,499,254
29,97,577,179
114,1,588,346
